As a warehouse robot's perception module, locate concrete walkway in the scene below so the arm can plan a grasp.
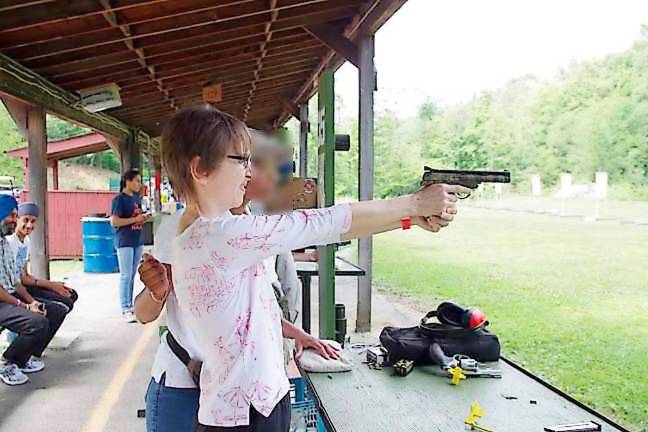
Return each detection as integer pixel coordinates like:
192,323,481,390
0,271,157,432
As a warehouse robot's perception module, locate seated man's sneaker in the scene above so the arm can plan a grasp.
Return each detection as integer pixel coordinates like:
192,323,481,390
0,363,30,385
21,357,45,374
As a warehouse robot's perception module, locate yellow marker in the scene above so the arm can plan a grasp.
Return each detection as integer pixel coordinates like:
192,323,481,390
465,401,494,432
448,366,466,385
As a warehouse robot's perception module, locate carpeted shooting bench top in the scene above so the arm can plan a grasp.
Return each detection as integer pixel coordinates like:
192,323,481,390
306,347,626,432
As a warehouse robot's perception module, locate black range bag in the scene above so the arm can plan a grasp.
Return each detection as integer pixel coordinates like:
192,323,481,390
379,301,500,365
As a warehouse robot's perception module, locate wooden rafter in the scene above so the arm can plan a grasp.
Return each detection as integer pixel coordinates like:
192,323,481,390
91,0,177,112
0,0,173,33
11,1,361,68
0,52,132,141
275,0,406,126
304,23,359,67
4,0,356,60
0,0,406,137
243,0,279,122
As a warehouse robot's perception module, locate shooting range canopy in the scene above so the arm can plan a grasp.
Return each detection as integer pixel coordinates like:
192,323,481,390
0,0,405,142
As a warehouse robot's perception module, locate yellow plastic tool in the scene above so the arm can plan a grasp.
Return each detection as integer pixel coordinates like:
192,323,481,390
448,366,466,385
465,401,494,432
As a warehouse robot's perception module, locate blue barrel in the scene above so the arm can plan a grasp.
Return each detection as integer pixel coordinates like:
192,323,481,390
82,216,119,273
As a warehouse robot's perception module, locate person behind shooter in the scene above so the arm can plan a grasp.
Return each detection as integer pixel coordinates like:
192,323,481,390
0,196,68,386
160,104,467,431
8,202,78,312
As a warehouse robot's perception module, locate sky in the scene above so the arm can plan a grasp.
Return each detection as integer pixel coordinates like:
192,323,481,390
334,0,648,118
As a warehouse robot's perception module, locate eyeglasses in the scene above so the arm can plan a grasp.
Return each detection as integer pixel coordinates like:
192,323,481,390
227,154,251,169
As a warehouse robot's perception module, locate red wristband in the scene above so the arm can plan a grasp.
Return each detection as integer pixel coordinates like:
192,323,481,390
401,217,411,230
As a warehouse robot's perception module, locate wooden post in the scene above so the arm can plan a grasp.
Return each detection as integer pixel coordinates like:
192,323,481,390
27,106,50,279
298,103,309,177
51,160,59,190
317,69,336,340
356,34,375,333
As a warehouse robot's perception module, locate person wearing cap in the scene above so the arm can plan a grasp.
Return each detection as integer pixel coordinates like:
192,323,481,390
8,202,79,312
133,130,336,432
0,196,68,386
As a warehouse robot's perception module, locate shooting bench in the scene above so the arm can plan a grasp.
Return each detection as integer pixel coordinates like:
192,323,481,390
304,347,627,432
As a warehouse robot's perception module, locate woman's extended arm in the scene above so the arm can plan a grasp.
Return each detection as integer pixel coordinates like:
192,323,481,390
188,183,471,272
342,183,469,240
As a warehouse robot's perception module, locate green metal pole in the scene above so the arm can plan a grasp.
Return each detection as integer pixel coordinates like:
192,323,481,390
317,69,336,339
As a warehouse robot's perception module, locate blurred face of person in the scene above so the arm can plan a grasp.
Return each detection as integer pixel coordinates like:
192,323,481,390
244,158,279,204
0,210,18,237
17,214,37,237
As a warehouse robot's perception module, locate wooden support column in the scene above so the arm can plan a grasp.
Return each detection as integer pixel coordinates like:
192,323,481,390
50,160,59,190
298,103,309,177
356,34,375,333
27,106,50,279
317,69,336,339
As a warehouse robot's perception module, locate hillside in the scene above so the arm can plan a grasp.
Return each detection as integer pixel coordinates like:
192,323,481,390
55,161,116,191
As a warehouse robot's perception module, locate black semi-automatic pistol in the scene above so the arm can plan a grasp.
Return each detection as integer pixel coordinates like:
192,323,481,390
421,166,511,199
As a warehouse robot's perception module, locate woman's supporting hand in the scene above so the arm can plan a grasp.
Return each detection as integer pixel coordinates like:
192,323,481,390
294,330,340,360
138,254,170,300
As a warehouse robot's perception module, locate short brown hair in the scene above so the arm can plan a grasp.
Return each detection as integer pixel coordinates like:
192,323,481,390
160,104,251,204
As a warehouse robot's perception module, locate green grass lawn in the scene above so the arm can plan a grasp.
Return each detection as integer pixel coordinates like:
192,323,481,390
372,208,648,430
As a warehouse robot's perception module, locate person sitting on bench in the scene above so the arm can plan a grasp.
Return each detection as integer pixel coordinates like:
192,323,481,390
8,202,78,312
0,196,68,385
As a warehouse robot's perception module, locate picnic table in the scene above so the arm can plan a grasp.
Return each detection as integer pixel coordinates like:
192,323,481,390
305,347,627,432
295,256,365,334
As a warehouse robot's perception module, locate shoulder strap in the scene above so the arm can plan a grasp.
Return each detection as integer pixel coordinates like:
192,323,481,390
166,331,191,367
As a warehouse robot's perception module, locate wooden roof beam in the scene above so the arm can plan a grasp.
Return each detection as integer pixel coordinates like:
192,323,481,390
98,0,176,113
0,52,132,142
0,0,255,49
277,96,299,119
0,0,172,34
13,0,360,64
243,0,279,121
275,0,406,126
304,23,359,68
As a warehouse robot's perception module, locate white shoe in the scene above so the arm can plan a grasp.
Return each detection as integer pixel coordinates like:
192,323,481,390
0,363,30,385
21,357,45,374
122,310,136,323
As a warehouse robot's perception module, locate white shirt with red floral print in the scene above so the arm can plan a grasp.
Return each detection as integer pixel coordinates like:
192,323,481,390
172,204,352,427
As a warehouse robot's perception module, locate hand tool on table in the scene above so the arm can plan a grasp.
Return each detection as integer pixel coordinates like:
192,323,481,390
428,343,502,385
465,401,494,432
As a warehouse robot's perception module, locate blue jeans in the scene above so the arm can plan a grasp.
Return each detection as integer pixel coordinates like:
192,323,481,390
116,245,143,311
145,375,199,432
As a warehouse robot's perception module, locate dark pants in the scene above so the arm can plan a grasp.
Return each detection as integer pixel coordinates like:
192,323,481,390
25,285,78,312
194,393,291,432
0,295,68,367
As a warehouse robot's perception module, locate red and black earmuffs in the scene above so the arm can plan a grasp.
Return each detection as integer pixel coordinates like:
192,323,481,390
420,301,488,334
